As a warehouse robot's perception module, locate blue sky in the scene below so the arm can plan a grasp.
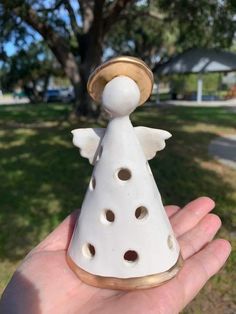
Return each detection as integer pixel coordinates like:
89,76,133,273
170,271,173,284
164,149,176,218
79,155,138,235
3,30,43,57
4,42,19,56
2,0,81,57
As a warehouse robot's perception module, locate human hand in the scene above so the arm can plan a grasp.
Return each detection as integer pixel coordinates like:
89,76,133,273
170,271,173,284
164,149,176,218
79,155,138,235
0,197,231,314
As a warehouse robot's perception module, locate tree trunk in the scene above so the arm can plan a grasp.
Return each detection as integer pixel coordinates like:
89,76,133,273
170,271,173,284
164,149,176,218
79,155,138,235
76,27,104,117
13,4,104,117
42,75,50,99
76,71,91,116
23,81,43,103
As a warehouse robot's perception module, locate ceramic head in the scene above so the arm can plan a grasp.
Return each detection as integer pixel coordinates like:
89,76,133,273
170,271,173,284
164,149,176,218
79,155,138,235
102,75,140,117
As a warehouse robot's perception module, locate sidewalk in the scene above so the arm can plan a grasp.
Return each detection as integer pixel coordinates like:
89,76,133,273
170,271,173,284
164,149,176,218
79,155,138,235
156,98,236,107
0,96,29,105
208,135,236,169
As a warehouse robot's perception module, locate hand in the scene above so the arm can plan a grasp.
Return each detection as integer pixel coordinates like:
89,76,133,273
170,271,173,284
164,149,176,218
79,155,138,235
0,197,231,314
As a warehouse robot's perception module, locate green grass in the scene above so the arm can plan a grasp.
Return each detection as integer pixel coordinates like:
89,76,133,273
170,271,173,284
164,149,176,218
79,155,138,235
0,103,235,312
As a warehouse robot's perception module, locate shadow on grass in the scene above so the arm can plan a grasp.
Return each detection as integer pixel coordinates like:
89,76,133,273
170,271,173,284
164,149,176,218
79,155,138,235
134,105,236,130
133,106,236,228
0,103,70,125
0,104,235,263
0,126,91,260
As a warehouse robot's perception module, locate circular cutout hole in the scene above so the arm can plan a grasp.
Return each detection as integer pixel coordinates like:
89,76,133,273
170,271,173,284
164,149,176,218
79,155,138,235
101,209,115,224
124,250,138,263
82,243,96,259
167,235,174,250
105,209,115,222
135,206,148,220
117,168,132,181
90,176,96,190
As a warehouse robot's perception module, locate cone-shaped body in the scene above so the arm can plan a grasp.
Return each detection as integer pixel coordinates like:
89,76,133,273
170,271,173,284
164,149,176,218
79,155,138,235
68,116,180,281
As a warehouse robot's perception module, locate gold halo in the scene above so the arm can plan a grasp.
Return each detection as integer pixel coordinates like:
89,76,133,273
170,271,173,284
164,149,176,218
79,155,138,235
87,56,154,106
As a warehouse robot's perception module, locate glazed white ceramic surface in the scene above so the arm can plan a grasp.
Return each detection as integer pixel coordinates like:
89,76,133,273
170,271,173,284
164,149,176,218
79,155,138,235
68,76,180,278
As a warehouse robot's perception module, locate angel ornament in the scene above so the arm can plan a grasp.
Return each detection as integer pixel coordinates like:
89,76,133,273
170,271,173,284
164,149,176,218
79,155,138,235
67,57,182,290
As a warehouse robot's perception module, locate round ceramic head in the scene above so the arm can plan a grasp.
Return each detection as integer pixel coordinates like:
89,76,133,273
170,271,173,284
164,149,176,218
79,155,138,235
102,75,140,117
87,56,153,106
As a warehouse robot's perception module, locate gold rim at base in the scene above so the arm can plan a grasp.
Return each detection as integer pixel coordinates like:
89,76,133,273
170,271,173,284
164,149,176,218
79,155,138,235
67,254,183,291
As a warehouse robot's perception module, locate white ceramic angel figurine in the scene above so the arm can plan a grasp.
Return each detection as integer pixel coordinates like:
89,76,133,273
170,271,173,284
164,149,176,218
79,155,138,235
67,57,182,290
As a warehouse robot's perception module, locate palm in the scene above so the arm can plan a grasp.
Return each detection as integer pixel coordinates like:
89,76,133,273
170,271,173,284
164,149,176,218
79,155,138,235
0,197,231,314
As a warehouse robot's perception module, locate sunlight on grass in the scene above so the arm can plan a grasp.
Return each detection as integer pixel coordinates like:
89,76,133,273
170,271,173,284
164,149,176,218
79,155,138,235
0,103,235,312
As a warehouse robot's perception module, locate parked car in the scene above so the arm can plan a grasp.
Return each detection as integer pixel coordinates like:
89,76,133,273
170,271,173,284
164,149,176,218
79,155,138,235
60,87,75,103
44,89,61,102
44,87,75,103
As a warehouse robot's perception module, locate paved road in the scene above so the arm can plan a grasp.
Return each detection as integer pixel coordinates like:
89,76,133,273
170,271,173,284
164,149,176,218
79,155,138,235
208,135,236,169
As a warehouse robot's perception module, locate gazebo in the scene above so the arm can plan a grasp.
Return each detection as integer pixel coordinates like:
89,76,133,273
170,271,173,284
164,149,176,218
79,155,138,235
154,48,236,103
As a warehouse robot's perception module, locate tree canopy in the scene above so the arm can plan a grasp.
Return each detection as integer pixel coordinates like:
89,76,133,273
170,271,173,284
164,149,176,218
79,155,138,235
1,41,62,102
0,0,235,115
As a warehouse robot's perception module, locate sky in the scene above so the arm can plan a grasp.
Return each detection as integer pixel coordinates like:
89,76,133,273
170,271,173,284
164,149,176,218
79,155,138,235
2,0,81,57
4,43,15,56
3,30,43,57
4,42,24,57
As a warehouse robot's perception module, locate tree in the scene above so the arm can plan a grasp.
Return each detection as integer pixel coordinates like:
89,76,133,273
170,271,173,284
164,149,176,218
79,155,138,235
108,0,236,65
0,0,136,116
0,0,235,116
1,41,62,103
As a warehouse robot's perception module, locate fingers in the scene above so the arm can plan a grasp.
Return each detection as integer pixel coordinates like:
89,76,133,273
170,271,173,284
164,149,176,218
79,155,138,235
176,239,231,310
140,239,231,314
178,213,222,260
170,197,215,237
165,205,180,218
31,210,79,253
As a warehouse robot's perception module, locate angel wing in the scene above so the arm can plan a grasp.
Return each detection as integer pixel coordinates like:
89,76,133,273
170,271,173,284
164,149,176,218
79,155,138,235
135,126,172,160
71,128,105,165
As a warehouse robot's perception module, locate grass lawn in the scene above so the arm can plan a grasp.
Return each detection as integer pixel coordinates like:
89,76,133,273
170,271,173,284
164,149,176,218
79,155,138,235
0,103,235,312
